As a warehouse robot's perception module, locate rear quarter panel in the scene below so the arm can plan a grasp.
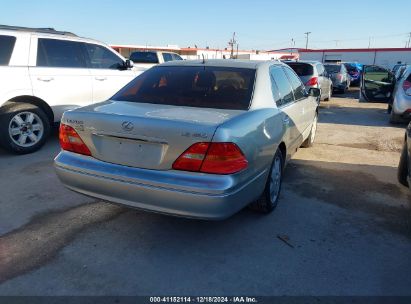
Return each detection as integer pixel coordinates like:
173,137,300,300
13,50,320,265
0,66,33,106
213,108,285,185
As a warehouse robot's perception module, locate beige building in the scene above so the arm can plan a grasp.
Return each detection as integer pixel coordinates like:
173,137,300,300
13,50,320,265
110,44,299,61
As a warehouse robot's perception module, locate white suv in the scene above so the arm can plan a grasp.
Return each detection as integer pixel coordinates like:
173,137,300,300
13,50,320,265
0,25,144,154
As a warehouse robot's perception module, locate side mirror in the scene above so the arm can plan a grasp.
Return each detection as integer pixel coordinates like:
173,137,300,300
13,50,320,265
124,59,134,69
309,88,321,97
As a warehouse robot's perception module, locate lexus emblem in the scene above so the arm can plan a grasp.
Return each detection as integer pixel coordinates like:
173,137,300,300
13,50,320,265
121,121,134,131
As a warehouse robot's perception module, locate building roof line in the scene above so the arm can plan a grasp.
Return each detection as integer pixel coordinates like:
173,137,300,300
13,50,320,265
300,47,411,53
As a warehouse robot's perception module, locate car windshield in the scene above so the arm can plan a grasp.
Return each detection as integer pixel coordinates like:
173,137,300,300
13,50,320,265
112,66,256,110
129,52,159,64
324,65,341,73
285,63,313,76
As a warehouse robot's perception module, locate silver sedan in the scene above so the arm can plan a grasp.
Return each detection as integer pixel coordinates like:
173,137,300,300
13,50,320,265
54,60,319,219
391,65,411,123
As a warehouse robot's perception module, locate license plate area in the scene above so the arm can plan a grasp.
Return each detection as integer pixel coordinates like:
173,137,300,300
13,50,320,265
92,134,167,169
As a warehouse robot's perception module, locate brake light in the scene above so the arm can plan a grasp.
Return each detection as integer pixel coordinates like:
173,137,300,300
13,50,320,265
172,142,209,172
305,77,318,86
172,142,248,174
337,73,343,81
403,80,411,96
59,124,91,156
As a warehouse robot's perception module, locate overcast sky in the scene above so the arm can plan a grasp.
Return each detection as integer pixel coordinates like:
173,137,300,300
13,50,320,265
1,0,410,50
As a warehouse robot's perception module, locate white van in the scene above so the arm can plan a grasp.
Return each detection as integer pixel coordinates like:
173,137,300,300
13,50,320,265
0,25,144,154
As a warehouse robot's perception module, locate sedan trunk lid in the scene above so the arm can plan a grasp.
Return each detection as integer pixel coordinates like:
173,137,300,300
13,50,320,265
62,100,244,170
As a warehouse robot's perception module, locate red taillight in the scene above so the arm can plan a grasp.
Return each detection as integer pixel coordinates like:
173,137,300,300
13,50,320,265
337,73,343,81
59,124,91,156
172,142,209,172
305,77,318,86
201,143,248,174
172,142,248,175
403,80,411,95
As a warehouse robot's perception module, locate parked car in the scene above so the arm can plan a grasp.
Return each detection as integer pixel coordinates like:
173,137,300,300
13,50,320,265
324,64,350,93
394,64,409,80
54,60,320,220
392,63,407,75
398,122,410,189
343,62,362,86
129,51,183,69
0,25,144,154
360,65,411,123
284,61,333,101
390,66,411,123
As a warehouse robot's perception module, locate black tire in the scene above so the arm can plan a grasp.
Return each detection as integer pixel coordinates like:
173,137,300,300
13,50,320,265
0,102,50,154
389,110,402,124
249,149,284,214
398,140,409,187
301,113,318,148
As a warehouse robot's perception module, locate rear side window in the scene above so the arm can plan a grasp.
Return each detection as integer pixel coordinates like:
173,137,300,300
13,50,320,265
324,65,341,74
85,44,124,69
316,64,325,75
286,63,314,76
112,66,256,110
172,54,183,61
270,67,294,107
283,67,306,100
129,52,159,64
0,35,16,65
37,38,86,68
162,53,173,62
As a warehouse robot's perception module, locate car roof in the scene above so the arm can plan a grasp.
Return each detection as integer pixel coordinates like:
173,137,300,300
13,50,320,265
159,59,284,69
285,60,321,66
0,27,103,45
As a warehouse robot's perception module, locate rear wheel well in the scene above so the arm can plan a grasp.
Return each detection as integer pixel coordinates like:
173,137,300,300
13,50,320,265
5,96,54,125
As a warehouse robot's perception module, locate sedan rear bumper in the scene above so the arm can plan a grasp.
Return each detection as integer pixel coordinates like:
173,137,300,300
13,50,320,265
54,151,267,220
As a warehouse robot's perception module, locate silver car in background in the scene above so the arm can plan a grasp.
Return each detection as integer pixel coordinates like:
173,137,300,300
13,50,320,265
54,60,319,220
324,63,351,93
390,65,411,123
285,60,333,102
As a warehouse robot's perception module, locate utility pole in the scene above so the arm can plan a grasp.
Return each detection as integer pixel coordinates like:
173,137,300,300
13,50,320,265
228,32,237,59
304,32,311,49
291,38,295,56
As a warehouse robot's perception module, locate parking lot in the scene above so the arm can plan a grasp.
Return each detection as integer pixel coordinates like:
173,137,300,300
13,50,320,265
0,88,410,296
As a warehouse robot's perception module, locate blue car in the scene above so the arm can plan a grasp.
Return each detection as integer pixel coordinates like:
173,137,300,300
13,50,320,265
343,62,363,86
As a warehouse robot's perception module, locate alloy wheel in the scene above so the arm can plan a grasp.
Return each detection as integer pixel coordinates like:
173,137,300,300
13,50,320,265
8,112,44,148
269,155,282,203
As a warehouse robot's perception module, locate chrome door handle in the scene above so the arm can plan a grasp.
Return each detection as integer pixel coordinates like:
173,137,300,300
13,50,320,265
95,77,107,81
283,116,290,125
37,77,54,82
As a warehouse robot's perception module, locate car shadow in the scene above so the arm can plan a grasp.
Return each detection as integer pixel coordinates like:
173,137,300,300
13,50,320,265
319,103,407,128
332,87,360,99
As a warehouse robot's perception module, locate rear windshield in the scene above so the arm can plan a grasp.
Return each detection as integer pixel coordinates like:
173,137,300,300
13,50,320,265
129,51,159,64
0,35,16,65
324,64,341,73
285,63,313,76
112,66,256,110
